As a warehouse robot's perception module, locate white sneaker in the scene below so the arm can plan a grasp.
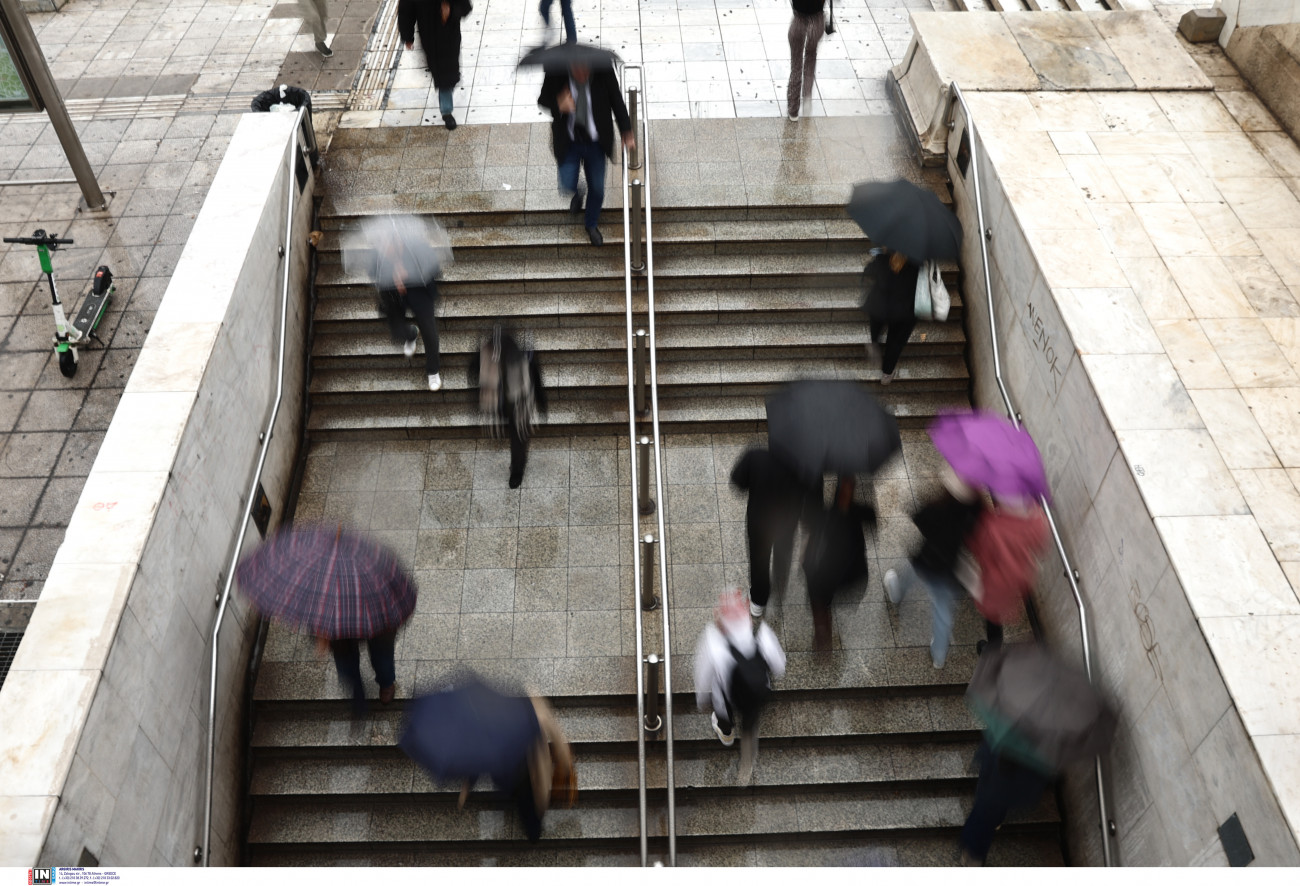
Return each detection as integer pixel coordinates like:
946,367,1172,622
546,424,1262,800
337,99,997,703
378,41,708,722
884,568,901,605
403,337,418,359
711,711,735,747
427,373,442,391
788,112,798,121
880,371,896,386
749,601,765,619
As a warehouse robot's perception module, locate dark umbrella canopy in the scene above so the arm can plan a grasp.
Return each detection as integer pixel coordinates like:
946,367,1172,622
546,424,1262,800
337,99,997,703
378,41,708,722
966,643,1117,774
765,380,902,487
518,42,621,72
848,179,963,263
235,526,418,639
399,677,541,787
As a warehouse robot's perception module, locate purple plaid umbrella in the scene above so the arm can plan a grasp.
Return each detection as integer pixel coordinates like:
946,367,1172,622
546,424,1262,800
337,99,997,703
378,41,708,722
235,526,417,639
928,410,1050,502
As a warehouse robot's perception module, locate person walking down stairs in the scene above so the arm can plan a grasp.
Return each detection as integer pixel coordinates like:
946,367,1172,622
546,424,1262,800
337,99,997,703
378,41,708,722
472,324,548,489
802,476,876,652
399,0,473,129
862,247,921,385
695,589,786,784
787,0,827,121
730,447,818,619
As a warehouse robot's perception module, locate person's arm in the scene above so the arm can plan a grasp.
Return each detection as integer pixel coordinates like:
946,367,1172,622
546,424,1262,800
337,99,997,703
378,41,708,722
694,628,716,711
397,0,416,48
451,0,472,19
538,73,566,117
756,623,786,680
603,70,634,148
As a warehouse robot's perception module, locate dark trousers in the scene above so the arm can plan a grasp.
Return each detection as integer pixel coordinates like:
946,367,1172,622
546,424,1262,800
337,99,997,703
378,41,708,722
507,415,529,488
380,285,441,374
746,516,797,608
870,314,917,375
959,740,1053,863
984,620,1004,648
539,0,576,43
509,762,544,842
331,631,397,703
558,139,606,231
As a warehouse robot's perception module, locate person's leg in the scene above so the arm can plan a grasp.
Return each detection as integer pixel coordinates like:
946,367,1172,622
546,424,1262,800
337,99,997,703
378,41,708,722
404,287,441,374
917,566,959,668
439,88,454,116
960,741,1011,864
985,620,1004,649
538,0,552,26
884,558,920,605
507,416,528,488
582,142,606,231
881,314,917,375
378,289,413,343
300,0,328,42
770,516,797,601
557,144,581,198
869,315,886,345
801,14,825,103
747,518,773,609
510,762,544,841
330,639,366,708
559,0,577,43
786,16,806,117
365,630,397,691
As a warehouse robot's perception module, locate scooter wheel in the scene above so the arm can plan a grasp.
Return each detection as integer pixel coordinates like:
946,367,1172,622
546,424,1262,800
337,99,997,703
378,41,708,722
58,348,78,378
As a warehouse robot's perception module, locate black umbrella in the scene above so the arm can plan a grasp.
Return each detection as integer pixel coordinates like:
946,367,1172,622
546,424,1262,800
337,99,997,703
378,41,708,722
848,179,963,262
765,380,902,486
518,42,621,72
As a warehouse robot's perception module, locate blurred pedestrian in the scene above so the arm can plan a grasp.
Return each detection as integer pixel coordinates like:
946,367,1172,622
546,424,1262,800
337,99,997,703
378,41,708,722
802,475,877,652
787,0,826,121
508,695,574,841
538,0,576,44
299,0,333,56
318,632,397,713
695,589,786,782
730,447,818,618
959,737,1054,866
374,241,443,391
473,324,548,488
862,246,920,385
539,62,634,246
884,463,982,669
399,0,473,129
966,494,1049,652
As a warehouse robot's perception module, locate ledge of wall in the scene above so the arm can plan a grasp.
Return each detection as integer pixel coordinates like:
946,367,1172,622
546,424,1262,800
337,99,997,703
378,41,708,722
1225,22,1300,144
0,111,313,867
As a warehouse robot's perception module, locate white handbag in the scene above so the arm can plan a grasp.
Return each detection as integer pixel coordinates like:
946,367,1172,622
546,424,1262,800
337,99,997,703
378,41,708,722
913,260,949,322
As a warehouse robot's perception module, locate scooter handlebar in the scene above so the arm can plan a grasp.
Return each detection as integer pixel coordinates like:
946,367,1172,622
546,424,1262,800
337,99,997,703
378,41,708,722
2,228,74,247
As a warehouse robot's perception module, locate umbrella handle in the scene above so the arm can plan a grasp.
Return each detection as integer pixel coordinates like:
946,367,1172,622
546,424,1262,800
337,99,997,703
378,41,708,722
458,779,471,809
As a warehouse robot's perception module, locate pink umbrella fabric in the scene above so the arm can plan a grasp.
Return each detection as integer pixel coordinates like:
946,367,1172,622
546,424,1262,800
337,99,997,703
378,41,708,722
927,411,1050,503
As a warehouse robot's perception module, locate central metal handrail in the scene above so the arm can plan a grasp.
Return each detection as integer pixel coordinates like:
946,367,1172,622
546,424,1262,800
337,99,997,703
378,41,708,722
945,81,1113,867
619,63,677,867
201,105,307,866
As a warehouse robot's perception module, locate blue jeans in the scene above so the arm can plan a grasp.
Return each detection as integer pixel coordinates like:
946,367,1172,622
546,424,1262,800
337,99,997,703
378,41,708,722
960,739,1053,862
558,139,605,231
887,561,962,667
539,0,576,43
438,88,454,116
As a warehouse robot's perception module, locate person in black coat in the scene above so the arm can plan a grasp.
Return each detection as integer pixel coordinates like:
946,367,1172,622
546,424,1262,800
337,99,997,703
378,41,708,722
730,448,820,618
862,247,921,384
538,63,634,246
471,325,548,488
802,476,877,652
399,0,472,129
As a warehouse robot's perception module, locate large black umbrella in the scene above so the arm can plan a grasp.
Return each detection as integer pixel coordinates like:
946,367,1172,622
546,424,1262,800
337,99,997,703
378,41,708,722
518,42,621,72
765,380,902,487
848,179,963,262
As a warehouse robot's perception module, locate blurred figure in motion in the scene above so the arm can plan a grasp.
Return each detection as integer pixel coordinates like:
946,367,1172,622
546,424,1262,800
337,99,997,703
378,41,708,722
730,447,818,618
966,493,1050,653
959,735,1055,866
320,631,397,712
884,463,982,669
862,246,920,385
786,0,826,121
538,0,576,44
695,589,786,783
802,475,877,652
508,694,575,842
473,324,548,488
398,0,473,129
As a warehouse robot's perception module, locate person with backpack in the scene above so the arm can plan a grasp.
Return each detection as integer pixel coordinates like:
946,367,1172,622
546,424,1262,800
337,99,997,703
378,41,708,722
964,494,1050,652
472,324,548,488
694,589,786,780
883,463,983,669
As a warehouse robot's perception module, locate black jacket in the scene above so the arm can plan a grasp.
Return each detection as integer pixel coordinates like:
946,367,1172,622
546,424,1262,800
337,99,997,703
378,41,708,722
863,251,921,324
398,0,472,89
910,491,983,576
803,503,876,606
792,0,826,14
730,448,817,530
538,67,632,161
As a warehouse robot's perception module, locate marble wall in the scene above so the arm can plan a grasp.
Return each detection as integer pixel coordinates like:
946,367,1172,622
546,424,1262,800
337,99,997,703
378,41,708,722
0,112,313,866
1218,0,1300,45
946,102,1300,866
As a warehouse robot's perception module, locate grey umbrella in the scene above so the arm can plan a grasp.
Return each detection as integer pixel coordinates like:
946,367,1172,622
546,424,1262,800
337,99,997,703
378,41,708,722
765,380,902,487
341,214,453,290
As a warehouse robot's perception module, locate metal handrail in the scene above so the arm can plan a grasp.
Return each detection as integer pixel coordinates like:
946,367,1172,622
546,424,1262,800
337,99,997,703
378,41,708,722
201,105,307,866
945,82,1113,867
618,64,677,867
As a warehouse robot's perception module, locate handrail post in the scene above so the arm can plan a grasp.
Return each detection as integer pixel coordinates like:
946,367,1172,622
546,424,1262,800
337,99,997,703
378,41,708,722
627,86,641,170
634,329,648,415
630,179,645,273
640,534,658,611
644,654,663,733
638,436,656,516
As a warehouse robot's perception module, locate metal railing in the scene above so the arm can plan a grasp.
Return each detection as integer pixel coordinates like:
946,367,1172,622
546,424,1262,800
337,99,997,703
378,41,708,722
619,64,677,867
200,105,308,867
946,82,1114,867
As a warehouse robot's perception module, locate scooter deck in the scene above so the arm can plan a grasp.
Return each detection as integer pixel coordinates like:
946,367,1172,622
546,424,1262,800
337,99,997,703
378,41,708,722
72,289,111,339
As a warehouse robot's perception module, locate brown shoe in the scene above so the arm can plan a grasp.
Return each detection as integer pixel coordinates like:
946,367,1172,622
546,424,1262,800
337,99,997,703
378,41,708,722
812,605,833,653
379,684,396,704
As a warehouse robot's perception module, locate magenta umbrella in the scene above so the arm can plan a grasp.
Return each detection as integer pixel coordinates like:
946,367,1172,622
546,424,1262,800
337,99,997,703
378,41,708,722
928,410,1050,502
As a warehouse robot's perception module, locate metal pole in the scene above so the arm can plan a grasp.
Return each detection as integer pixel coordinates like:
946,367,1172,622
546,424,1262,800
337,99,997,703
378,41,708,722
0,178,78,187
630,179,644,273
634,329,648,415
640,534,658,611
0,0,107,211
638,436,656,516
627,86,641,170
643,654,662,733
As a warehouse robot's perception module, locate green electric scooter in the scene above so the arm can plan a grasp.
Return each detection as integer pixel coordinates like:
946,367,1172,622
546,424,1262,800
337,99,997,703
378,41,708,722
2,228,114,378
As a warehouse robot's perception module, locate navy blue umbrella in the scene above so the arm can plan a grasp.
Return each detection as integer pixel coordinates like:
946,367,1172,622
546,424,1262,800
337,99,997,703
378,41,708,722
399,678,541,788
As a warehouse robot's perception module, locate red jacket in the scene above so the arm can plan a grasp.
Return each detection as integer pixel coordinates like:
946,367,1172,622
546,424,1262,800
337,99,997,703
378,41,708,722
967,504,1049,624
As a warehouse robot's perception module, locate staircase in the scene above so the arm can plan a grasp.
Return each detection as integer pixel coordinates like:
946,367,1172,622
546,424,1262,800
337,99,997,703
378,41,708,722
244,123,1064,866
